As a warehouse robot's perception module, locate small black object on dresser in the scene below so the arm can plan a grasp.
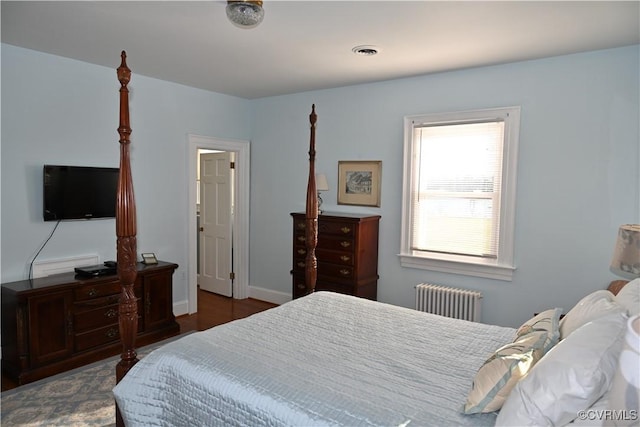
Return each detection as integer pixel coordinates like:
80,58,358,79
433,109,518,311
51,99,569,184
291,212,380,300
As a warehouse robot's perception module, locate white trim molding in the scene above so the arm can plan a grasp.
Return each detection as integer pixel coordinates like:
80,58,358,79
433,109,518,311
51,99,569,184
187,134,250,314
399,106,520,281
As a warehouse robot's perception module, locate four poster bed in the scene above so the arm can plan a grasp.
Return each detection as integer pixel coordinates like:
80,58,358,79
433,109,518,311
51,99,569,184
112,53,638,426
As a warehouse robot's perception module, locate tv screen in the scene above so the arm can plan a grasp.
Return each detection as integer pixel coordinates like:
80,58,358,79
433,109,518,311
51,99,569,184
43,165,119,221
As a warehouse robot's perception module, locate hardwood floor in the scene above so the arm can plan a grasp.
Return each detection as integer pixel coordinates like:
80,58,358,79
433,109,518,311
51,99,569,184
179,288,278,332
1,288,277,392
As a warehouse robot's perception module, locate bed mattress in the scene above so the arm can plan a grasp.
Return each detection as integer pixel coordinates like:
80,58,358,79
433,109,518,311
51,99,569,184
113,291,515,426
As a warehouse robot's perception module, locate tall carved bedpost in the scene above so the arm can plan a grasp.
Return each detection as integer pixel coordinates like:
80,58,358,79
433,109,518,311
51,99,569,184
115,51,138,391
304,105,318,295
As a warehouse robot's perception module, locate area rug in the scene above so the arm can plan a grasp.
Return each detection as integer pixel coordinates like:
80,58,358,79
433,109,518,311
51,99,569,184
1,334,191,426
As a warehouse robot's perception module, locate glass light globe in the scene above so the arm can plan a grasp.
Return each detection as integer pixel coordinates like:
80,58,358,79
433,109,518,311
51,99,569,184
226,1,264,28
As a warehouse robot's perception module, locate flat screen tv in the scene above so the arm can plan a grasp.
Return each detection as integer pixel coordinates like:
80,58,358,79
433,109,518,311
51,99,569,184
43,165,119,221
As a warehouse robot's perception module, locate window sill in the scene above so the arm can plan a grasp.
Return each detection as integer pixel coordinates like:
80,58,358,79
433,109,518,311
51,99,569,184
398,253,515,281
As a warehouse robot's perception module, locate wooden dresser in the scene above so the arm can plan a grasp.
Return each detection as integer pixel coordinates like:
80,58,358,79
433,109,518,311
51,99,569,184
291,212,380,300
1,261,180,385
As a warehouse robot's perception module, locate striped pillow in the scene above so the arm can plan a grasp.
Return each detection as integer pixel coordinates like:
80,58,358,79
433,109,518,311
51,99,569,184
463,308,562,414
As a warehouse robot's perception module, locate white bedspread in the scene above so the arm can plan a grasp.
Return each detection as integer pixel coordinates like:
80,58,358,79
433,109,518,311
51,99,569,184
113,291,515,426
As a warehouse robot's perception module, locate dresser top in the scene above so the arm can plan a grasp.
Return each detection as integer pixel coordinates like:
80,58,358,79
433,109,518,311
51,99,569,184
291,211,381,220
1,261,178,293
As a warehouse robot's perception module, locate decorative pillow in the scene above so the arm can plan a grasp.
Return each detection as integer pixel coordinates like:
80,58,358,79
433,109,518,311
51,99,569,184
463,308,561,414
615,278,640,316
516,308,562,354
560,290,626,339
495,312,628,427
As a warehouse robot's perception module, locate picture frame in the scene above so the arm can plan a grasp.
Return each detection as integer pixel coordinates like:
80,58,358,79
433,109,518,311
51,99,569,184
141,253,158,265
337,160,382,207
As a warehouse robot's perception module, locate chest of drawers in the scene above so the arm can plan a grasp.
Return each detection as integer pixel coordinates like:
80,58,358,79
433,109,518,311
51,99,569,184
291,212,380,300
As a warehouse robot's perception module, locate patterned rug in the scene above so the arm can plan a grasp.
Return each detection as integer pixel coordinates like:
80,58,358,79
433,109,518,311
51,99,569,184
1,334,189,426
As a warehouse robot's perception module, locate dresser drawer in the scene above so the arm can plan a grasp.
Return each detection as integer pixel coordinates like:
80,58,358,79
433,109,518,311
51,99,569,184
317,249,354,265
315,280,354,296
292,275,307,298
318,262,354,279
295,218,356,237
318,235,354,252
74,284,142,310
292,275,353,299
293,249,354,271
75,323,120,351
74,316,143,352
74,280,121,301
318,221,355,237
73,299,143,334
294,232,355,251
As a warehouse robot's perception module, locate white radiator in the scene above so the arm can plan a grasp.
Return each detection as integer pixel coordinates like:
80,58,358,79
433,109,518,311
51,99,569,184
415,283,483,322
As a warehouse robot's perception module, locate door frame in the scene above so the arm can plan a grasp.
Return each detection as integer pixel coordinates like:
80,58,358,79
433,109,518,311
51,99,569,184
187,134,250,314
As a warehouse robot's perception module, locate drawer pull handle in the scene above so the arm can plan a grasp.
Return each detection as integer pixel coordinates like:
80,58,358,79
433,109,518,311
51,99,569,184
339,269,350,276
87,288,98,298
340,241,351,248
297,262,306,268
297,249,306,255
106,328,118,339
340,255,351,262
296,283,306,290
297,223,306,230
297,236,306,242
105,308,117,318
341,227,351,234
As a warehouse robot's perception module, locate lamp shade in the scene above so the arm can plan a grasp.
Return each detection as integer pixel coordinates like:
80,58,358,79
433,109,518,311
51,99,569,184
316,174,329,192
611,224,640,278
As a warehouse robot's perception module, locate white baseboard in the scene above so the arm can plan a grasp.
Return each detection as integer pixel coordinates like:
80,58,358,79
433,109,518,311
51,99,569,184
248,286,291,306
173,300,189,317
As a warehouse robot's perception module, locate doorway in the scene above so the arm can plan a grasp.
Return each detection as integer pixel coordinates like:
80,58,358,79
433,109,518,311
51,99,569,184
187,134,250,314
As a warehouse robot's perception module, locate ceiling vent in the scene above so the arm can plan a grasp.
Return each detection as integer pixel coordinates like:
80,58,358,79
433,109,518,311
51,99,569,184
352,45,380,56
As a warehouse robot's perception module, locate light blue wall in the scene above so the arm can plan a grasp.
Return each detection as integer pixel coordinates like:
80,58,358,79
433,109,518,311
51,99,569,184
2,44,638,328
1,44,252,306
249,45,639,327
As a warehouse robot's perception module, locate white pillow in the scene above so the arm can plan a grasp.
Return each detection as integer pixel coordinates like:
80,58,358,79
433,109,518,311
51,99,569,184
559,290,626,339
615,278,640,316
495,312,628,427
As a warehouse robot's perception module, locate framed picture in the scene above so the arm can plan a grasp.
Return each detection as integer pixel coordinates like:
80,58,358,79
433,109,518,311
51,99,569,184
337,160,382,207
141,253,158,265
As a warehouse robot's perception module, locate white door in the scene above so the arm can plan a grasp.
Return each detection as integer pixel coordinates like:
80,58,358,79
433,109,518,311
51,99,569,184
199,152,233,296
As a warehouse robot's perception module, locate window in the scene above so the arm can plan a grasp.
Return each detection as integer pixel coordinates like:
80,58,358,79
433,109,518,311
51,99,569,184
400,107,520,280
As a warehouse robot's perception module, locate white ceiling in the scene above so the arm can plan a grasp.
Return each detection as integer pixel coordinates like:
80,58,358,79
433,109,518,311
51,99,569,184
2,1,639,99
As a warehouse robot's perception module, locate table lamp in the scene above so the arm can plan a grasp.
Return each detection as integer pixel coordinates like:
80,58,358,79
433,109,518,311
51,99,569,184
316,174,329,214
611,224,640,280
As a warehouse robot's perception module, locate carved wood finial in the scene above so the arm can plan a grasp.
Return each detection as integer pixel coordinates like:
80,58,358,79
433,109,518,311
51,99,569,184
309,104,317,126
117,51,130,86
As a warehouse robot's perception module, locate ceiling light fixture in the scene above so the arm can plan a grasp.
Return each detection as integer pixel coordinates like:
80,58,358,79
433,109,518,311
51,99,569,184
352,45,380,56
226,0,264,28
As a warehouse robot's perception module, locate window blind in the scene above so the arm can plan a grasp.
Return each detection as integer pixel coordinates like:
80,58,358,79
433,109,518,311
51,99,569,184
411,120,505,258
